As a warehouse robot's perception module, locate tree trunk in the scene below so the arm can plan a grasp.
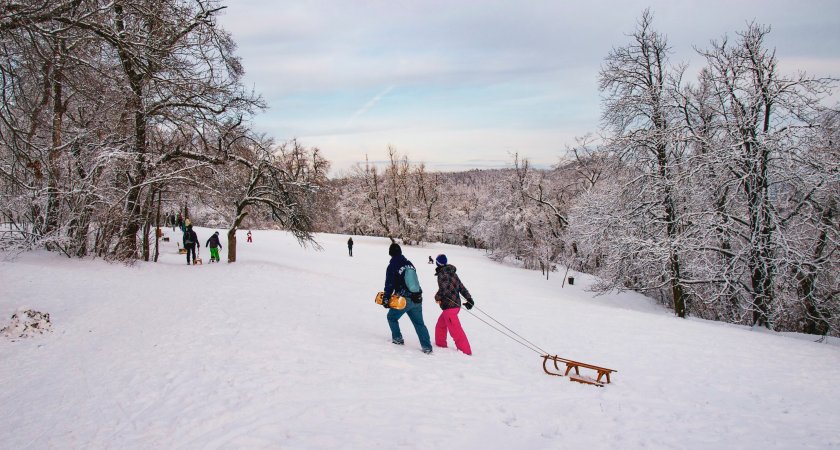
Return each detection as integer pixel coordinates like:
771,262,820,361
117,91,147,260
744,143,774,328
45,39,66,244
141,187,155,261
68,143,100,257
227,229,237,263
154,189,161,262
799,204,832,335
227,207,248,263
657,136,686,318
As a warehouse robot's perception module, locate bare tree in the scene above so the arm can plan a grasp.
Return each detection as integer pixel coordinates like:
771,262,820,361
598,9,689,317
352,146,440,245
691,23,837,328
0,0,263,261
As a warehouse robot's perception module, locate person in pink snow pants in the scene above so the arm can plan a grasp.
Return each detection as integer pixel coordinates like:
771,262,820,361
433,254,474,355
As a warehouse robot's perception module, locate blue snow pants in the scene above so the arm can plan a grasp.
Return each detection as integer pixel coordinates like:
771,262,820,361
387,299,432,352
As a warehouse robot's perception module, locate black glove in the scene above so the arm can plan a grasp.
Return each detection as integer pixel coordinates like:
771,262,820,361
464,298,474,310
382,294,391,309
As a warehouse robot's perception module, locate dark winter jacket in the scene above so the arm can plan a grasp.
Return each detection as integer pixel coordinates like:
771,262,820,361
384,254,422,303
434,264,472,310
206,233,222,249
183,228,198,247
347,238,353,248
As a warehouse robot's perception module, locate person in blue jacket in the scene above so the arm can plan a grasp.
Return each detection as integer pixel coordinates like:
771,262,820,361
382,243,432,354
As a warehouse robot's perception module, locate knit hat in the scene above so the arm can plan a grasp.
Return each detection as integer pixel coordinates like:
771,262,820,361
435,254,447,266
388,243,402,256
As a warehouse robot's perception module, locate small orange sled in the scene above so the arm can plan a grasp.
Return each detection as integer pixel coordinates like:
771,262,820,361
375,292,406,310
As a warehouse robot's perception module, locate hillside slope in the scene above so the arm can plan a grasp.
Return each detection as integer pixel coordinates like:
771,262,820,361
1,229,838,449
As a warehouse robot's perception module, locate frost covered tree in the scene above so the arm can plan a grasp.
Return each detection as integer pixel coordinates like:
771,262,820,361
684,23,838,328
508,155,568,278
346,147,440,245
0,0,264,260
161,121,328,263
0,1,121,255
218,138,328,262
790,110,839,335
72,0,260,259
596,9,690,317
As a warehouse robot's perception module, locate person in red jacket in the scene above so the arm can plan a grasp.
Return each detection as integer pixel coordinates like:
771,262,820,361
433,254,474,355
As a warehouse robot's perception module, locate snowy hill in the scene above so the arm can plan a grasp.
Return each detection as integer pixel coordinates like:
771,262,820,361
1,229,839,449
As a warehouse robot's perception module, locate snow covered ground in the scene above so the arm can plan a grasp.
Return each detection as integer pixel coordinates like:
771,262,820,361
1,228,839,449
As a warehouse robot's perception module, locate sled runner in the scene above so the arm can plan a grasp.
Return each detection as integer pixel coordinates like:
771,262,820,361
541,355,616,387
374,292,406,310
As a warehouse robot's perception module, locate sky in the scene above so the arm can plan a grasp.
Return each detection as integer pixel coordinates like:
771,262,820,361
217,0,840,175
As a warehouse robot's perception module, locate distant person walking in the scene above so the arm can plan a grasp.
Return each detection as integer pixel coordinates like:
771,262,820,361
247,230,252,243
347,237,354,257
206,231,223,263
382,243,432,354
183,225,199,265
433,254,474,355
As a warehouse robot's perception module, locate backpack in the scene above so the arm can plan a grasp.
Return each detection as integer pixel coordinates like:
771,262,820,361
403,266,422,294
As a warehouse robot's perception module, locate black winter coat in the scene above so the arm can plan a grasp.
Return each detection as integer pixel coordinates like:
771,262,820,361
206,234,222,249
183,229,198,247
384,254,422,302
434,264,472,310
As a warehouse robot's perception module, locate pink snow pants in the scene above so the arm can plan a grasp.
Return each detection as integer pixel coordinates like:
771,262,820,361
435,308,472,355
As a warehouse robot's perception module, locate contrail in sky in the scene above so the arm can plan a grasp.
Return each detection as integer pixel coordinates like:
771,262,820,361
347,85,395,127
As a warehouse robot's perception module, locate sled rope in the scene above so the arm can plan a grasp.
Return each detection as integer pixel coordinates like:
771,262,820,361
465,306,547,355
466,305,617,386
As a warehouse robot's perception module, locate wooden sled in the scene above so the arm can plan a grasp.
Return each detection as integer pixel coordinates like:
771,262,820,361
542,355,616,387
